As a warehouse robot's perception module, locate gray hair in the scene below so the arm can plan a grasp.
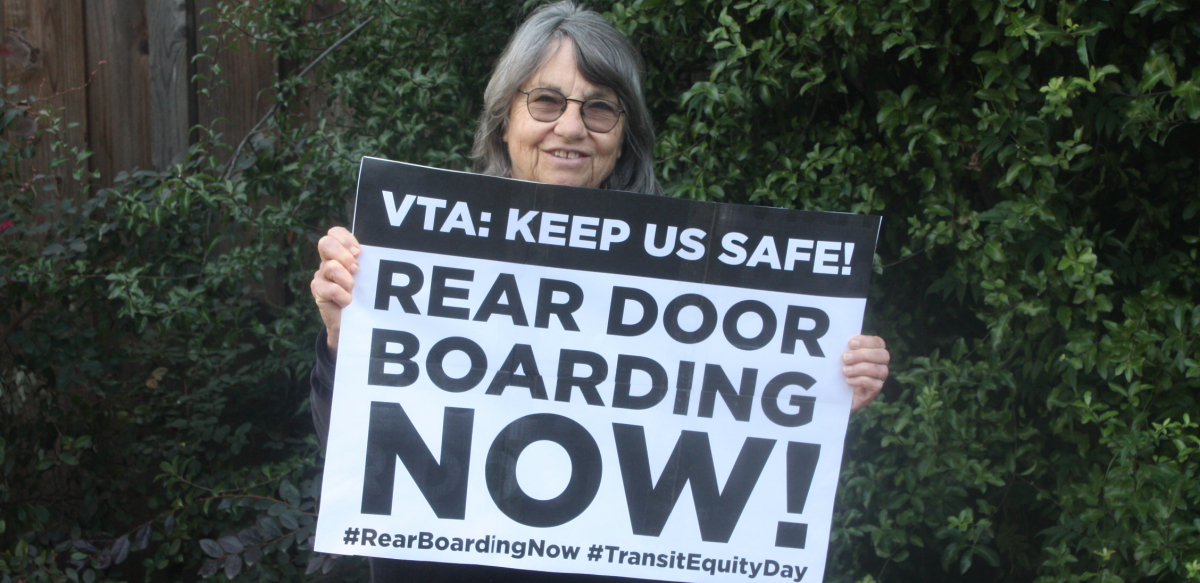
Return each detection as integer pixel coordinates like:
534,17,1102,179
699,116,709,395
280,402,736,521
471,1,660,194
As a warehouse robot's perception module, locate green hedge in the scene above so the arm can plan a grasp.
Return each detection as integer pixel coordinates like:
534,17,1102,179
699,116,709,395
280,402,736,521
1,0,1197,581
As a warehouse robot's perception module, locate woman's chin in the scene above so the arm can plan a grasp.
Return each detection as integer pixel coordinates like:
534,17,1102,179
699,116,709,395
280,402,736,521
541,171,598,189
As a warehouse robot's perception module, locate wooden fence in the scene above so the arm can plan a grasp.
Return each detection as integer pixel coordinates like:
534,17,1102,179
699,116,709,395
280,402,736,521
0,0,287,195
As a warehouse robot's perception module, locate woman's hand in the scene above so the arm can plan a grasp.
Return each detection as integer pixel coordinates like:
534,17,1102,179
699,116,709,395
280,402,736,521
842,335,890,412
310,227,361,356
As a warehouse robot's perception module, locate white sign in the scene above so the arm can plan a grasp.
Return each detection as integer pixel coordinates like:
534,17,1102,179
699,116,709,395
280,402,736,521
314,158,881,582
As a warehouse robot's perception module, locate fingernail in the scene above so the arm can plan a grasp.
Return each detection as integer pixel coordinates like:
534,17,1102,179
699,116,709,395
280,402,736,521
842,366,851,374
842,352,851,363
849,339,860,349
351,246,361,256
350,263,359,274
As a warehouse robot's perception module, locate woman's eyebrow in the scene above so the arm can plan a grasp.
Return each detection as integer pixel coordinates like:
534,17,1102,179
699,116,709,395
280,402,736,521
532,80,615,100
582,88,618,100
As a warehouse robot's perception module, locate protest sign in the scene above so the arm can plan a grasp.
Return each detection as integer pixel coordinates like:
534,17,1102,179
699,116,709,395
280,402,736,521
314,157,881,582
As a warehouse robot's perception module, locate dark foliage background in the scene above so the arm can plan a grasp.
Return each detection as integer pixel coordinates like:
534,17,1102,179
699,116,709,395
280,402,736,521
2,0,1197,582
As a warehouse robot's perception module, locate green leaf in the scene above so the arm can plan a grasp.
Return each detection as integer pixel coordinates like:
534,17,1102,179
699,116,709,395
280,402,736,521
1057,307,1073,329
975,88,1007,102
1130,0,1160,15
1003,163,1026,186
984,241,1005,262
280,479,301,508
1140,53,1177,92
279,511,299,531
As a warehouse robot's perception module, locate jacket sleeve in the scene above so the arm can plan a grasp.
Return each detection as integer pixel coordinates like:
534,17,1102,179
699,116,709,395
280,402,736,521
310,328,336,448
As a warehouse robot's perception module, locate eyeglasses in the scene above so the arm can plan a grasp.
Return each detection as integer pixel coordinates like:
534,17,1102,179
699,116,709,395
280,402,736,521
519,87,625,133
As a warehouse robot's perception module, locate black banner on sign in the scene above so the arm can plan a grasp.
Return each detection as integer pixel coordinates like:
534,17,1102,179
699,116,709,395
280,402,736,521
352,157,879,298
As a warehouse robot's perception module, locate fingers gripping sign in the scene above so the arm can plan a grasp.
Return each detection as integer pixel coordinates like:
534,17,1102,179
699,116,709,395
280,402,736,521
312,226,363,354
841,335,890,412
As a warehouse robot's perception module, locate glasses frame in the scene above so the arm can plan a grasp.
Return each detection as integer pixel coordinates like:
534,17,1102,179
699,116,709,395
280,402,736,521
518,88,625,133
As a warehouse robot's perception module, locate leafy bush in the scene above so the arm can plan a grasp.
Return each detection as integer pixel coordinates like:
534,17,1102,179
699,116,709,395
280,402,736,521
2,0,1197,582
0,46,352,583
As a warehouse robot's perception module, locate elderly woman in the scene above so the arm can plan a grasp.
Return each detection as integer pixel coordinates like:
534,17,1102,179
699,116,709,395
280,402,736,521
309,2,889,581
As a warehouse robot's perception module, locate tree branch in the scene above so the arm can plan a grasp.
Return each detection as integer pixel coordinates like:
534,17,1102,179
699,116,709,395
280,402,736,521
221,16,376,181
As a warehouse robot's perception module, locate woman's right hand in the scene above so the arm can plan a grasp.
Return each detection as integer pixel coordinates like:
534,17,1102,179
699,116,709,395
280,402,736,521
311,226,361,356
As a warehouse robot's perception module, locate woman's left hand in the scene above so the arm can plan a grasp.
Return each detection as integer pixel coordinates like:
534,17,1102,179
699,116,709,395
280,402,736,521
842,335,890,412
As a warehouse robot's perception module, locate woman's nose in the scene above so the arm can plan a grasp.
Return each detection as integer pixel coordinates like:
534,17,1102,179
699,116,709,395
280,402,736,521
554,102,588,139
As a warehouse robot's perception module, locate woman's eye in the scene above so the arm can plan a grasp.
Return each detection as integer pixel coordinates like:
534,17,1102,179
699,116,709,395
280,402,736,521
586,101,617,113
534,94,562,104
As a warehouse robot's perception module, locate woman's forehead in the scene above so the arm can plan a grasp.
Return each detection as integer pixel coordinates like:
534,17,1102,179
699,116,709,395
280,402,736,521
524,38,618,100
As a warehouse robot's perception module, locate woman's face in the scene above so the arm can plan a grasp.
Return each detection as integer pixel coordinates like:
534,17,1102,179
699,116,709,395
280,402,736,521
505,38,624,189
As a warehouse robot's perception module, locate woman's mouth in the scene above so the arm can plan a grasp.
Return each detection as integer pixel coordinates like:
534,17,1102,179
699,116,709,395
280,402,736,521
550,150,584,159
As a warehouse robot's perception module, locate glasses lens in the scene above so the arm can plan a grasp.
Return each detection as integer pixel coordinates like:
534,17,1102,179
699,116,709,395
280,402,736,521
527,88,566,122
582,100,620,132
524,88,622,132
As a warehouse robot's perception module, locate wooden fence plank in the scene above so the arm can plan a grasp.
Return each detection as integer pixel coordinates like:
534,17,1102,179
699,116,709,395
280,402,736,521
3,0,279,193
147,0,190,170
287,2,343,131
194,0,276,164
84,0,152,185
1,0,89,199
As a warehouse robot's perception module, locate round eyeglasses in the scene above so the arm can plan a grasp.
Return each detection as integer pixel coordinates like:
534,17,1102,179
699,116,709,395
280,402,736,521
519,88,625,133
